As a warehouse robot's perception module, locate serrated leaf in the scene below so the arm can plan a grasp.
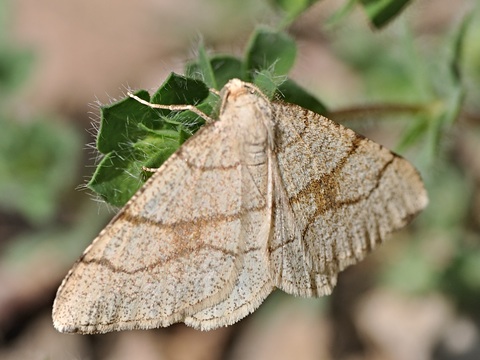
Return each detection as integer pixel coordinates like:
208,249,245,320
88,149,146,207
245,28,297,78
359,0,412,29
91,73,211,206
150,73,209,107
89,133,182,207
88,73,211,206
169,104,208,134
97,90,152,154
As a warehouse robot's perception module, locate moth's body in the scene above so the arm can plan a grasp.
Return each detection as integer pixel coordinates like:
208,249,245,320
53,79,428,334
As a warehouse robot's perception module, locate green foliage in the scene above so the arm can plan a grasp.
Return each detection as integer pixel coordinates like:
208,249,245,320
0,0,33,93
94,27,328,206
269,0,416,29
86,8,480,325
85,5,480,322
393,18,468,158
331,9,472,165
89,4,474,207
381,160,480,317
0,115,80,225
0,46,33,93
326,0,413,29
0,18,81,225
359,0,412,28
244,28,297,77
1,0,478,335
270,0,320,26
88,74,210,206
442,245,480,317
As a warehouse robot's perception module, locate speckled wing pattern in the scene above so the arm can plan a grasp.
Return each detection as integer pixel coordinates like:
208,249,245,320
52,79,427,334
269,103,428,297
53,79,276,333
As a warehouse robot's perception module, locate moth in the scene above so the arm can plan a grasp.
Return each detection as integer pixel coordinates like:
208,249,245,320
53,79,428,333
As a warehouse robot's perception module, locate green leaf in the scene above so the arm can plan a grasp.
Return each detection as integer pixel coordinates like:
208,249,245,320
88,149,147,207
253,70,286,99
91,73,211,206
427,87,464,161
359,0,412,28
150,73,209,108
0,116,81,224
423,16,470,160
97,90,152,154
450,14,471,86
138,137,179,170
209,57,245,87
191,42,217,89
244,28,297,79
277,78,328,114
200,44,217,89
89,134,180,206
186,55,244,89
0,47,34,93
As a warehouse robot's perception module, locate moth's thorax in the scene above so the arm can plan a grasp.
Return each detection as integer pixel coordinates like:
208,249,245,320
220,79,275,154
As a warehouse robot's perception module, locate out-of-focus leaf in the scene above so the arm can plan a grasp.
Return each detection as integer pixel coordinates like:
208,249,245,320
396,114,429,152
0,47,33,93
450,14,472,84
424,15,471,160
270,0,321,25
325,0,356,28
359,0,412,29
382,242,441,294
442,247,480,316
0,116,81,224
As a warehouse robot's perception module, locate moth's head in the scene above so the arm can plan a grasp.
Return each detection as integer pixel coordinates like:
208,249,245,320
220,79,272,115
219,79,275,150
222,78,249,99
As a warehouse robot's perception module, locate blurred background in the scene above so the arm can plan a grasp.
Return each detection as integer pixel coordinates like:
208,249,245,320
0,0,479,359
